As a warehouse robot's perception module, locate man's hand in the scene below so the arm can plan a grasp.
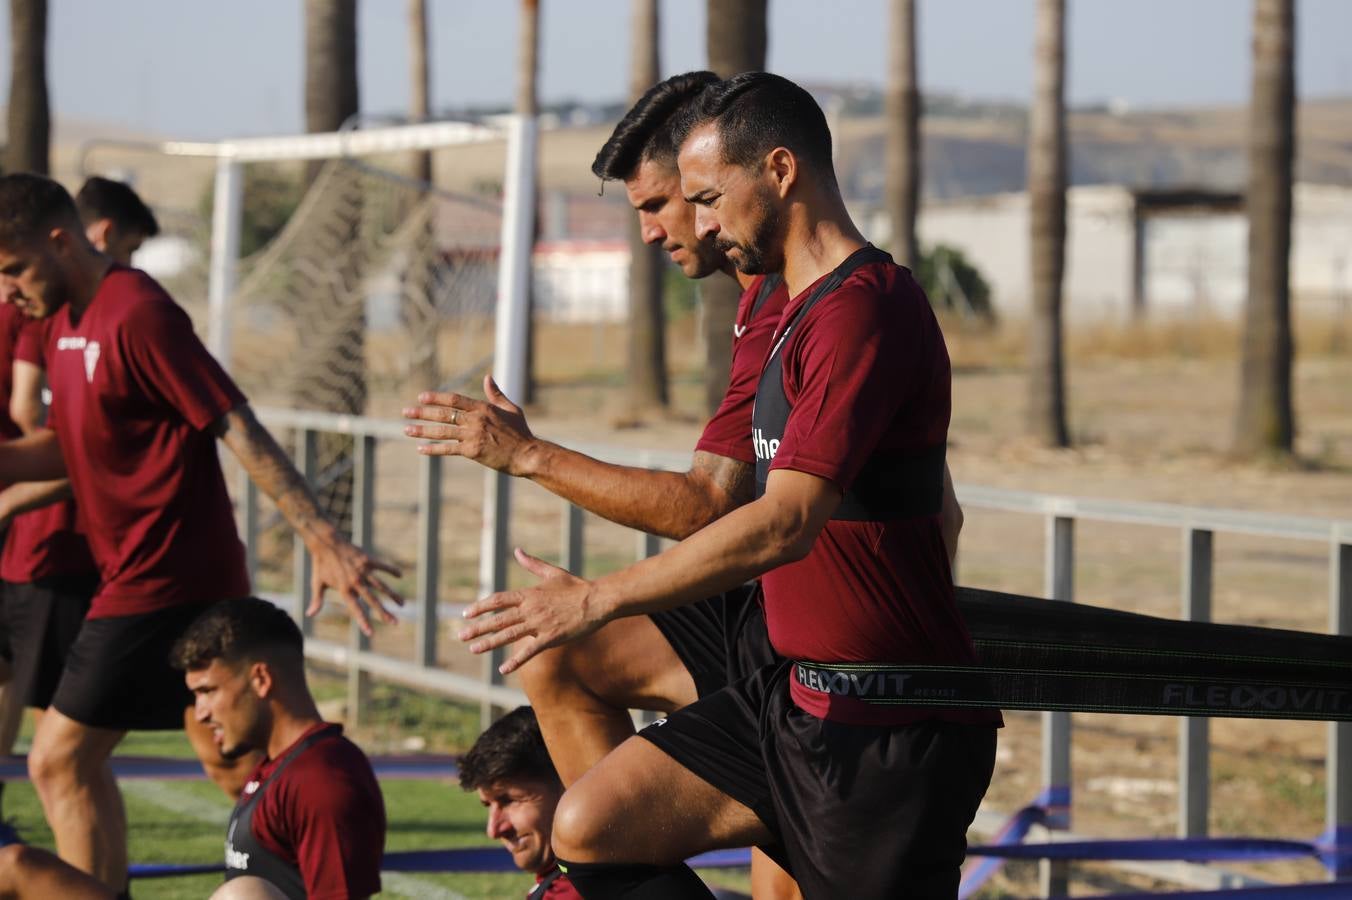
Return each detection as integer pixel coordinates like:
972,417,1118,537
305,526,404,636
403,375,538,475
458,548,608,675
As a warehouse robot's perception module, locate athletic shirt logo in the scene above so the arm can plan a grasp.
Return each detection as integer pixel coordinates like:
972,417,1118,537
83,341,101,383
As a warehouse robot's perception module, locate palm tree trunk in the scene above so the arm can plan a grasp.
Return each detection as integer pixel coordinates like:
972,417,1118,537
1026,0,1070,448
301,0,363,531
304,0,359,185
405,0,440,393
626,0,668,414
701,0,767,416
1234,0,1295,457
5,0,49,175
885,0,920,270
519,0,542,404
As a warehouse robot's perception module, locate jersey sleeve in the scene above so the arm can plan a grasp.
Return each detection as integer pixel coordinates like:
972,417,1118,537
770,275,941,491
281,761,386,899
694,278,781,463
14,320,45,367
120,298,246,431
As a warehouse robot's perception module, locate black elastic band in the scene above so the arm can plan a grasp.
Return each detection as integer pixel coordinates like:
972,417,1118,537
791,587,1352,721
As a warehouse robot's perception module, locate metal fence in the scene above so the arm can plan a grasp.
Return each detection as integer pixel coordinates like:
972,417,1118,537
247,406,1352,891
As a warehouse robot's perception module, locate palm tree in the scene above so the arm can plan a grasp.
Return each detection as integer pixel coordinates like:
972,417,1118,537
409,0,433,184
5,0,50,175
885,0,920,271
304,0,359,184
300,0,363,530
1027,0,1070,448
404,0,440,392
626,0,669,414
701,0,767,416
1234,0,1295,457
519,0,542,404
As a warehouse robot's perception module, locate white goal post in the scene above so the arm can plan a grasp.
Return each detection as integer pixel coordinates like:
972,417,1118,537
86,117,538,636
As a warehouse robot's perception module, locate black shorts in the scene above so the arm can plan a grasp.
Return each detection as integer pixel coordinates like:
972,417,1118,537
1,574,97,709
51,603,212,731
648,583,779,699
640,661,997,899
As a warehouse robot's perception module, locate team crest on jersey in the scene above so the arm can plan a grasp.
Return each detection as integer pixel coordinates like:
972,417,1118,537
83,341,101,383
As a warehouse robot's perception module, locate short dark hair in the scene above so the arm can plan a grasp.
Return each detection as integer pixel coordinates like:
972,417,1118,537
679,72,836,180
591,71,720,181
170,597,304,671
458,706,559,791
76,176,160,237
0,173,84,249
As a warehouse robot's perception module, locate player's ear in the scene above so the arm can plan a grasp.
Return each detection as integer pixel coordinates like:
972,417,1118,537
250,660,275,699
84,218,112,252
766,147,796,198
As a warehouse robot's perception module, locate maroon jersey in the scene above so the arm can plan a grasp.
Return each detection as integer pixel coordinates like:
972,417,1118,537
0,317,97,584
44,266,248,618
531,866,582,899
231,723,385,899
694,275,789,463
756,257,994,726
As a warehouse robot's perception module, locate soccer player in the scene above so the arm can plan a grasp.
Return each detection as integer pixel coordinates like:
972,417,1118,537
404,71,801,899
0,596,387,900
0,173,401,893
456,73,999,899
76,176,160,268
459,706,580,899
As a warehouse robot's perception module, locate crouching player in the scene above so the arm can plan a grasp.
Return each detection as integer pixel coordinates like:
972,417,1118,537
0,597,387,900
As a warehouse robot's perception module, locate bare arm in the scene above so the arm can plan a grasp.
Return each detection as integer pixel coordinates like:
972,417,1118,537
404,376,754,539
460,468,841,674
0,479,72,525
10,360,46,434
215,404,403,634
0,429,66,483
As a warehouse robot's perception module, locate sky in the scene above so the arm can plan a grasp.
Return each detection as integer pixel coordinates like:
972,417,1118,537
1,0,1350,140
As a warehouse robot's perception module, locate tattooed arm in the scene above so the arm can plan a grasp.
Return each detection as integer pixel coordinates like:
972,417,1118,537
215,404,402,634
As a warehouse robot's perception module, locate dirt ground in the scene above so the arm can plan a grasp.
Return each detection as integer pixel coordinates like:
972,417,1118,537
273,311,1349,895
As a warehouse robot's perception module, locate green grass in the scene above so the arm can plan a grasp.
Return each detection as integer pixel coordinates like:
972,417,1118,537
3,712,753,899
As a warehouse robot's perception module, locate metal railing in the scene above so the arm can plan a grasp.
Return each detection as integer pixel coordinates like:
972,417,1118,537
244,407,1352,889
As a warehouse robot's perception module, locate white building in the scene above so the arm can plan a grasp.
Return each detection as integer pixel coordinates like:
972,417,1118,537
871,183,1352,322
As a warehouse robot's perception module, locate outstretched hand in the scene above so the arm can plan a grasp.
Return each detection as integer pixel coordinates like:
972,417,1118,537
307,536,404,636
459,547,607,675
403,375,537,475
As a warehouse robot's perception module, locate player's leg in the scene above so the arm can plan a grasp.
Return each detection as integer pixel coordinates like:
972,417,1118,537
552,735,773,898
0,844,114,900
750,851,802,900
208,875,291,900
25,708,127,887
518,613,698,786
183,706,263,799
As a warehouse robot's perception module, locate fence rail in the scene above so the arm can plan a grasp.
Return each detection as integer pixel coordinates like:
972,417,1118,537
247,407,1352,890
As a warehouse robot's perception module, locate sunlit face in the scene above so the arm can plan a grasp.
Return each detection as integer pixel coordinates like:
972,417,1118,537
0,237,71,319
678,123,786,277
87,219,147,267
477,778,563,875
186,658,270,761
623,157,726,279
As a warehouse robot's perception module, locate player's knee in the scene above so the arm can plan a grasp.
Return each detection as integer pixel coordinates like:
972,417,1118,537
550,785,610,861
208,875,290,900
202,760,252,801
517,641,578,701
25,734,71,793
0,843,26,889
